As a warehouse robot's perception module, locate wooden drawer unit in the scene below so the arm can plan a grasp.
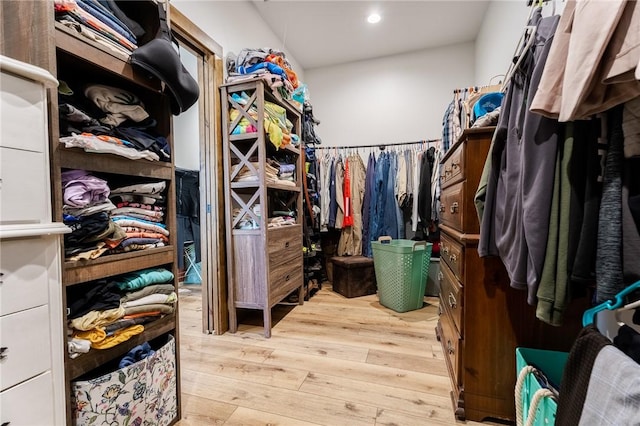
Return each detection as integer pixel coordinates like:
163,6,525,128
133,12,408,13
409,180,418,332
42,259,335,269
0,70,49,153
436,127,584,422
440,142,465,190
440,262,463,336
0,147,49,224
1,371,55,426
269,259,304,306
441,232,464,282
437,305,460,392
268,225,303,264
0,305,51,391
0,237,51,316
440,181,464,232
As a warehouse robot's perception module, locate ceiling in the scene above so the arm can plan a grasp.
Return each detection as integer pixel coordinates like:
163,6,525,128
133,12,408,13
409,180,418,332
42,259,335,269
252,1,491,70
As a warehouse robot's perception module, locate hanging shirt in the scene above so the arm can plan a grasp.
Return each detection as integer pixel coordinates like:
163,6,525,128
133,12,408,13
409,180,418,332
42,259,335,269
343,158,354,227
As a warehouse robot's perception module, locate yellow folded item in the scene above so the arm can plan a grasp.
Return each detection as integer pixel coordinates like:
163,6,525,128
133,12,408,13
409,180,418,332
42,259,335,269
73,327,107,344
91,325,145,350
69,306,126,331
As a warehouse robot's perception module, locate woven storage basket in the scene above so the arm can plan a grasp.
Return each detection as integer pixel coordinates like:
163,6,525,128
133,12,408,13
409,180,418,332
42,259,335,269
371,237,432,312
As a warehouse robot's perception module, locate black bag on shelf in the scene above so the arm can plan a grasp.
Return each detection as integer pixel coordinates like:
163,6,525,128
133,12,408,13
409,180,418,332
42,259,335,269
126,1,200,115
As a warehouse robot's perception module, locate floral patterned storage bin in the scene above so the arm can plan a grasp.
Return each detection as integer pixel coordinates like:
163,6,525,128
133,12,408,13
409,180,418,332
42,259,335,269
72,335,177,426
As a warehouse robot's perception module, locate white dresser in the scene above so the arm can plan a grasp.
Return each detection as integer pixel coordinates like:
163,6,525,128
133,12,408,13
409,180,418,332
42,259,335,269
0,55,69,426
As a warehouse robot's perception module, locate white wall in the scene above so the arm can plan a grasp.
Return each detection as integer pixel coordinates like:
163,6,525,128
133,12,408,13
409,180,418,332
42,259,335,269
475,0,566,85
171,0,304,81
173,45,200,171
304,42,475,147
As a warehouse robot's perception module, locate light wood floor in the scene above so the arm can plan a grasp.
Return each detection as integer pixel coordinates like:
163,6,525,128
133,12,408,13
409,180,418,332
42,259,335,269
175,285,484,426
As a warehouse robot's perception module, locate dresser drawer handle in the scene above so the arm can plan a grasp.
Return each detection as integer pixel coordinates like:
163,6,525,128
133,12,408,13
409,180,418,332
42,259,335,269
438,272,444,282
450,202,459,213
285,241,290,248
450,254,457,263
451,160,460,169
0,346,7,360
448,293,457,309
0,271,4,284
285,274,290,281
442,245,449,255
447,340,455,355
440,205,445,213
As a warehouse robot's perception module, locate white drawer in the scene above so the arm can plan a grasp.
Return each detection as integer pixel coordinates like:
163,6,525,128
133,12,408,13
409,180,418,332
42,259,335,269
0,237,51,316
1,371,54,426
0,146,49,224
0,71,48,153
0,305,51,391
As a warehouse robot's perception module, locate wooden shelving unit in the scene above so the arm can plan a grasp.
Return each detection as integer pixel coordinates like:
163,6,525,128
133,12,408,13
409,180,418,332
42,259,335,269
221,79,305,338
50,17,181,426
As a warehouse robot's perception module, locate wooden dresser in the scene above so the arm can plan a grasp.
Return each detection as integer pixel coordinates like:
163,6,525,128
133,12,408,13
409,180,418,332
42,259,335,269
436,127,586,422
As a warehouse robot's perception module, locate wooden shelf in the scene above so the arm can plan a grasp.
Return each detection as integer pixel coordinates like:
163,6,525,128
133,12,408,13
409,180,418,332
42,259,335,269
230,133,300,156
64,246,175,286
230,133,258,142
231,229,261,236
59,147,173,180
282,144,300,155
54,22,161,93
268,182,300,192
66,314,176,380
268,224,302,235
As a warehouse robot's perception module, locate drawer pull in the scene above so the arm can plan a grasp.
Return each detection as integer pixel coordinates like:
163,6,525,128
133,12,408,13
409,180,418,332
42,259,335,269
285,274,290,281
450,202,459,213
448,293,457,309
452,160,460,169
0,346,7,360
450,254,458,263
285,241,290,248
438,272,444,281
0,271,3,284
440,205,445,213
442,245,449,255
447,340,455,355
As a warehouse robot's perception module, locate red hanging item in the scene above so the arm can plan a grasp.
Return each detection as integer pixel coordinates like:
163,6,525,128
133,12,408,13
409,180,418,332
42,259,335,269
343,158,354,227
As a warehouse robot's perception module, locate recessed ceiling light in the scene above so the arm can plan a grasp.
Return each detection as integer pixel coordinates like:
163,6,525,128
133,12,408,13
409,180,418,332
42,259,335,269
367,13,381,24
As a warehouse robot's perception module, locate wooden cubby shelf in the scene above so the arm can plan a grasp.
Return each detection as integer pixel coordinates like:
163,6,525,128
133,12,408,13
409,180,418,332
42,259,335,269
66,314,176,380
64,246,175,286
59,149,173,180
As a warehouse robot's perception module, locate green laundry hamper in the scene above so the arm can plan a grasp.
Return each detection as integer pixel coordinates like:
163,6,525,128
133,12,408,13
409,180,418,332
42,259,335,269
371,237,432,313
515,347,567,426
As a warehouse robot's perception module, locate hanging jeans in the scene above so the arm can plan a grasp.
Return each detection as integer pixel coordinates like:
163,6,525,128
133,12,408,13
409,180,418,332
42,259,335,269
381,153,399,239
362,153,376,257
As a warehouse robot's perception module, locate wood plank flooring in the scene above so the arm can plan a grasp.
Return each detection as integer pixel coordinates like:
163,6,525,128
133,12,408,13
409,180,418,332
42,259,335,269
176,285,486,426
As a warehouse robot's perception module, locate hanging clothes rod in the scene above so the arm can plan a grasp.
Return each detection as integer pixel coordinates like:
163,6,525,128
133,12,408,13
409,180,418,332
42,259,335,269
315,139,440,150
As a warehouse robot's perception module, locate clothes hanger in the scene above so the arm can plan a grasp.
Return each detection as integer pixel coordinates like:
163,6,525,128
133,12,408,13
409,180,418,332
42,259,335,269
501,1,541,92
582,280,640,327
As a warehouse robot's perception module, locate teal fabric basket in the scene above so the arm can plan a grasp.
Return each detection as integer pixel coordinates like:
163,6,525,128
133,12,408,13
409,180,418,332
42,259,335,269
371,238,432,312
516,347,568,426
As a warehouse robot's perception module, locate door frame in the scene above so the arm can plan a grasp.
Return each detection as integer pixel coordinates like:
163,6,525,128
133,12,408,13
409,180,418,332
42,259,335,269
170,5,228,334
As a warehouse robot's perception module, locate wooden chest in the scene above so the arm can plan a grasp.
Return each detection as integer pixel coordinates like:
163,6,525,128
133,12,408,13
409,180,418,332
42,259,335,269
436,127,583,422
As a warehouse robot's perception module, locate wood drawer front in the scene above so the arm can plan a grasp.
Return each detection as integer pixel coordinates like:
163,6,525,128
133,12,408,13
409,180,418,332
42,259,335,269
267,226,302,262
1,371,54,426
441,232,464,282
440,181,464,233
269,257,303,306
440,143,465,190
0,237,51,316
439,309,461,389
0,147,49,225
0,305,51,391
0,72,48,153
440,262,463,336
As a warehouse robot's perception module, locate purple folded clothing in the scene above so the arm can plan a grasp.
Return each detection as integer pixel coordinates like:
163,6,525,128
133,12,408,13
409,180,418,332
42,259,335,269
62,169,111,208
